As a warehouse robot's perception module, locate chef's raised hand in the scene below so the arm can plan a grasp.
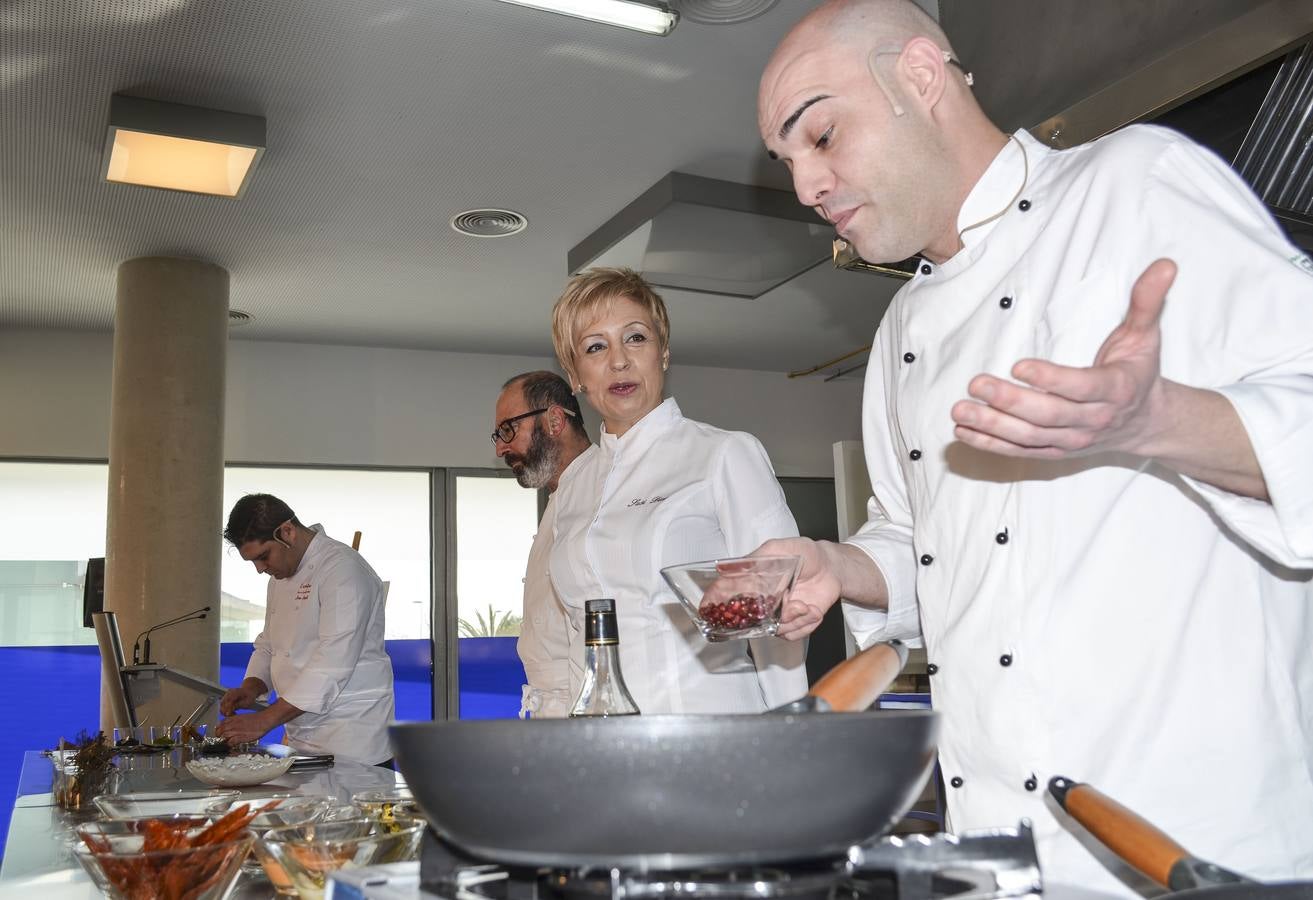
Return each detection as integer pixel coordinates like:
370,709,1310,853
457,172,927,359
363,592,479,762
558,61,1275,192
219,677,267,716
951,259,1176,459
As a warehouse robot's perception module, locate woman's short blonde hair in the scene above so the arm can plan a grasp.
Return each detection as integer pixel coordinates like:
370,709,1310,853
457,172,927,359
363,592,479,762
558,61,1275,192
551,267,671,386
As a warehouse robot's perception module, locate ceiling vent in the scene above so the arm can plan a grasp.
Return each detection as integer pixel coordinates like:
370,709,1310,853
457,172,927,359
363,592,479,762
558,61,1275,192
451,209,528,238
228,309,253,327
671,0,778,25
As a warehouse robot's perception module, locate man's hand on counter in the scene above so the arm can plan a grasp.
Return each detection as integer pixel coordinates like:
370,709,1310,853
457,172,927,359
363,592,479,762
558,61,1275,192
219,677,269,716
215,697,304,744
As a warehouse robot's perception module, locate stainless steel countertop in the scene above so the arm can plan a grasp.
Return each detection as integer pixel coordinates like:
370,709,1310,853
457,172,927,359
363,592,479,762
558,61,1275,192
1,748,407,896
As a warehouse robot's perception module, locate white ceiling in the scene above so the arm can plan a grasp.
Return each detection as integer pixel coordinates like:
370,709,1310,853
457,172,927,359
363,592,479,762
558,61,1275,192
2,0,1257,373
0,0,910,374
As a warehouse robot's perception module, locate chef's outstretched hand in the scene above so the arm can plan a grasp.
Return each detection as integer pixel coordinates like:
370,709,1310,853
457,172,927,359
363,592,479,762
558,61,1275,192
755,537,841,641
951,258,1176,459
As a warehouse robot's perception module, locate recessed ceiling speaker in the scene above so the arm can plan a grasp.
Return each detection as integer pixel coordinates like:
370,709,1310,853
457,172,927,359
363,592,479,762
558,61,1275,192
227,309,253,326
451,209,528,238
672,0,779,25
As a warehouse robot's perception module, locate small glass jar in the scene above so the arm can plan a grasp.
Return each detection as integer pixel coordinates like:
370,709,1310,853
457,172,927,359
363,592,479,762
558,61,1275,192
350,788,419,834
51,754,120,812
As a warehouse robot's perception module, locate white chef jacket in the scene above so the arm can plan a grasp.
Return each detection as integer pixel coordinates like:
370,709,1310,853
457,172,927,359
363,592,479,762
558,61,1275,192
549,398,808,713
517,448,595,719
245,526,395,765
844,126,1313,892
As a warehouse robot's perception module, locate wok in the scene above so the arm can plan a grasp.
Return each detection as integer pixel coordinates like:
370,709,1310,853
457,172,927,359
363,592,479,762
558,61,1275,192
391,640,939,870
1049,776,1313,900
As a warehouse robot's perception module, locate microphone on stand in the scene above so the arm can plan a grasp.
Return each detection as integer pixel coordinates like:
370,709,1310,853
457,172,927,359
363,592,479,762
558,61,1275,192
132,606,211,665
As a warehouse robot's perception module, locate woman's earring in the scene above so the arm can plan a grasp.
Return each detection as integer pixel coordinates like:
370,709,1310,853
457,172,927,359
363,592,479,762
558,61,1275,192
575,384,586,394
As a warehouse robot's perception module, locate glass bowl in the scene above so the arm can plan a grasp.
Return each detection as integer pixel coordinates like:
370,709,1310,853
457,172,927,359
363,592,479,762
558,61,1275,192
185,752,295,787
353,794,425,834
660,555,802,641
73,821,251,900
206,794,335,875
78,814,215,837
350,788,418,833
256,819,424,899
94,789,241,819
320,803,367,822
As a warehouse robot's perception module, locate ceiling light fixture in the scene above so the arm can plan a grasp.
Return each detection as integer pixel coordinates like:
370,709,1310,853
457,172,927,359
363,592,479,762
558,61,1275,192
103,95,266,198
489,0,678,36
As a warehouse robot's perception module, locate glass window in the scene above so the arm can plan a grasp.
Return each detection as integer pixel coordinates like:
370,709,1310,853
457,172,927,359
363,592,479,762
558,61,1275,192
453,474,539,719
0,462,108,648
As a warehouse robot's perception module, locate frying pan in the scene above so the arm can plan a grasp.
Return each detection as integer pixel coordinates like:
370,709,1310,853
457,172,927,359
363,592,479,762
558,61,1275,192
391,640,939,870
1048,776,1313,900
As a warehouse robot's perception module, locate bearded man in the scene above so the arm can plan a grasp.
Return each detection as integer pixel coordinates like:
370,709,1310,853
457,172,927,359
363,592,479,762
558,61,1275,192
492,371,594,717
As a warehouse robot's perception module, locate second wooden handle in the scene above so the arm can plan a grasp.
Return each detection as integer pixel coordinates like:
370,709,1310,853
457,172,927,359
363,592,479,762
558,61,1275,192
1049,776,1187,888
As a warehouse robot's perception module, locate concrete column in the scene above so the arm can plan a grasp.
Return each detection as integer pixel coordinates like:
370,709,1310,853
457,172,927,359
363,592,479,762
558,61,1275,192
103,257,228,732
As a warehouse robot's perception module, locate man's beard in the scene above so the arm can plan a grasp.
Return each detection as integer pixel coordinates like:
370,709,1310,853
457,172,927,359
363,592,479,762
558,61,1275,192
505,424,560,489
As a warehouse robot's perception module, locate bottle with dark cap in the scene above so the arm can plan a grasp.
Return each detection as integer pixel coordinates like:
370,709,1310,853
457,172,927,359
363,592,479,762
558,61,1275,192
568,599,640,717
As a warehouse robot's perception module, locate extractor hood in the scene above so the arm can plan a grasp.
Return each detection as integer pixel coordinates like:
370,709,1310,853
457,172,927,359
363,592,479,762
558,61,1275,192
568,172,833,299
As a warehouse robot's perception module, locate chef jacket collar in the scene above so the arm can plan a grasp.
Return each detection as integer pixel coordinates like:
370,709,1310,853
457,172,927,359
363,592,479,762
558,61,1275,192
948,128,1052,260
598,396,681,459
555,443,597,493
286,523,327,580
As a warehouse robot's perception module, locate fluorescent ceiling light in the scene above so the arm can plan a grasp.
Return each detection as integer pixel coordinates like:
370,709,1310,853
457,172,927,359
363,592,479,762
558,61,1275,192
103,95,266,198
490,0,678,36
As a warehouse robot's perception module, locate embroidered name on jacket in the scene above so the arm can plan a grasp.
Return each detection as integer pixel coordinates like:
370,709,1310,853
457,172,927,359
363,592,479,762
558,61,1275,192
626,496,667,508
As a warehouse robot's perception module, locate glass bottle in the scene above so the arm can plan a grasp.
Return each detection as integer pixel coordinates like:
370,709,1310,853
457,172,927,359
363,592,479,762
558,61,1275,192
569,599,640,717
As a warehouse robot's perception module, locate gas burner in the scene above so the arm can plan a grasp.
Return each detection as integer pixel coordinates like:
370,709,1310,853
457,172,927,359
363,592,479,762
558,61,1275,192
539,860,846,899
416,824,1041,900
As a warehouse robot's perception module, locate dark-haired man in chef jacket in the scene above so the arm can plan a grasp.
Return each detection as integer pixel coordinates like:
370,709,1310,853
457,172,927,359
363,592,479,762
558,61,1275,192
751,0,1313,892
493,370,595,718
218,493,395,766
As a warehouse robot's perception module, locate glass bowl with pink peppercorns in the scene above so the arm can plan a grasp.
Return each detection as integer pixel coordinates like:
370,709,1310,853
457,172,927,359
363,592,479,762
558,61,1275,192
660,555,802,642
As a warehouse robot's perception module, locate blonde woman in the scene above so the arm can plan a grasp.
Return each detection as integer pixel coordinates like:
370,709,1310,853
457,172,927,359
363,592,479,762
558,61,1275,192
548,267,807,714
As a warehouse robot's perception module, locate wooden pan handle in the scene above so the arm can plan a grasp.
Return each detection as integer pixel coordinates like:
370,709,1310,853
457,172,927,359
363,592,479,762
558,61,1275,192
1048,776,1187,888
351,531,362,551
809,640,909,712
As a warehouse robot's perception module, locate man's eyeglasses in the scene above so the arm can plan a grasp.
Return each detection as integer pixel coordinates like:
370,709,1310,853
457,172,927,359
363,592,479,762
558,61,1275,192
491,407,577,445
